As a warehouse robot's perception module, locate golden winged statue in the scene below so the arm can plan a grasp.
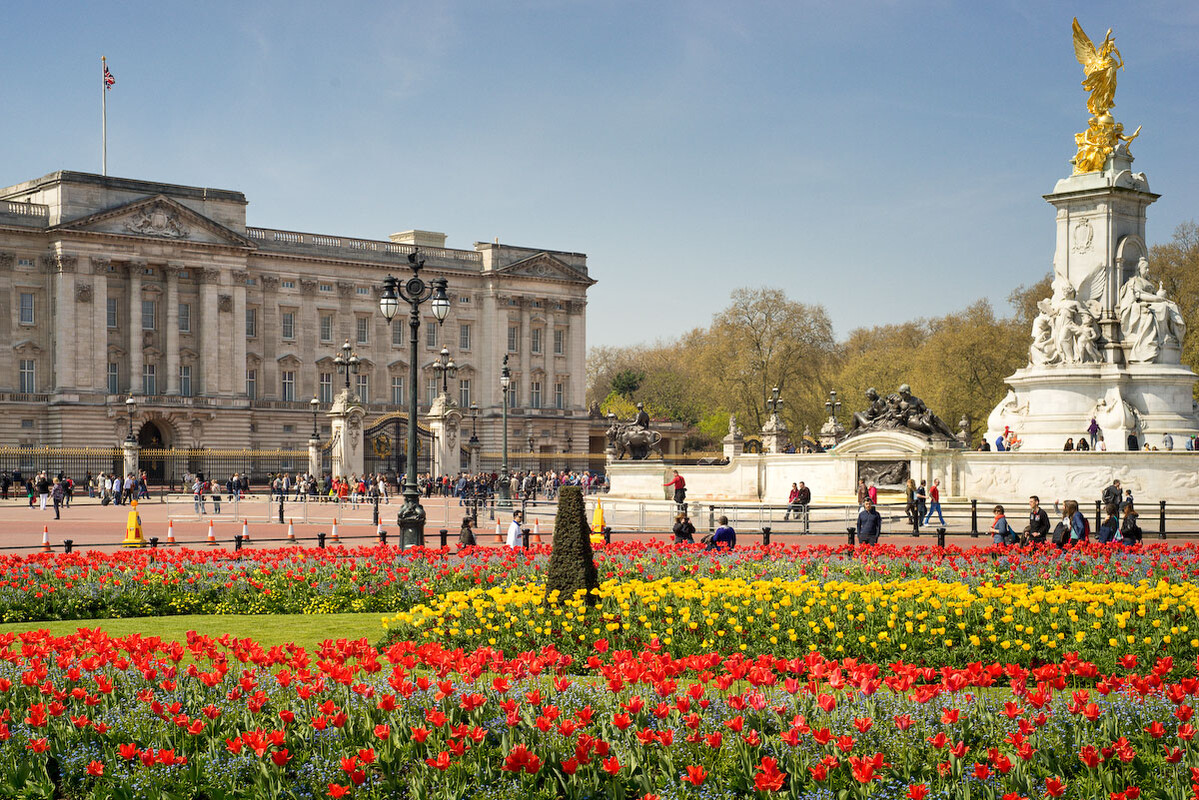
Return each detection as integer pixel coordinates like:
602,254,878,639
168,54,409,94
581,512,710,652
1072,17,1123,116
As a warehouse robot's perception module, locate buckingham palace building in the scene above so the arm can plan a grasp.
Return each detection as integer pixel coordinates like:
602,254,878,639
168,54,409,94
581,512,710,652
0,170,594,477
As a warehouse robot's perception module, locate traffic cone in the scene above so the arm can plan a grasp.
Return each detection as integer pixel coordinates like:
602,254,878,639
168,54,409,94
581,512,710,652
40,525,51,554
241,519,250,543
165,520,177,547
206,520,217,547
531,517,542,545
122,500,145,548
494,518,503,544
376,520,384,544
287,519,297,545
330,522,340,545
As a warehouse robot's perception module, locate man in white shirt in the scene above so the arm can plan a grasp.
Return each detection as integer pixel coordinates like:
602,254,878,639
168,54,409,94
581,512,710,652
505,511,524,548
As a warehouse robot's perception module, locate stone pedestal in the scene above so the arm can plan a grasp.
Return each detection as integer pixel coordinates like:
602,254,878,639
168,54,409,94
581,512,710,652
818,417,846,450
722,431,744,460
426,394,462,477
468,438,480,474
308,437,322,478
328,390,365,478
761,419,789,454
122,439,139,478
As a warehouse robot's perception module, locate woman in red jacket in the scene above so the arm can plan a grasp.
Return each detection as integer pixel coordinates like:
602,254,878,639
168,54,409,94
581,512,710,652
664,470,686,511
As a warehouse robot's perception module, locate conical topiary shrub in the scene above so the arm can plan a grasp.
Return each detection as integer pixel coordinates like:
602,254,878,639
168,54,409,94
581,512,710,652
545,486,599,607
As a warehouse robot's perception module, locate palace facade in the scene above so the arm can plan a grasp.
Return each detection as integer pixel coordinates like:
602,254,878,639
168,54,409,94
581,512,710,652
0,170,594,474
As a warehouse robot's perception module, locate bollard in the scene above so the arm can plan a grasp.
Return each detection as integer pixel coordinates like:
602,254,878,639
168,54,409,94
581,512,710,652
1160,500,1167,540
63,539,73,554
708,505,715,532
317,532,326,549
1094,500,1102,535
373,497,380,526
970,500,978,536
522,527,531,548
762,526,771,546
439,529,448,549
379,530,388,547
847,526,856,546
603,526,611,545
149,537,159,549
278,497,285,525
936,527,946,548
912,514,920,538
234,534,243,552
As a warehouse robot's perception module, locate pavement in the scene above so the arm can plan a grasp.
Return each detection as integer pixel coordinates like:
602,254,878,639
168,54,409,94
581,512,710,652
0,493,1191,554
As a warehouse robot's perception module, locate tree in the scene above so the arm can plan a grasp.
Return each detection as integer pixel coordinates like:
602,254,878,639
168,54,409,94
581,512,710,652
1150,221,1199,396
544,486,599,607
610,369,645,399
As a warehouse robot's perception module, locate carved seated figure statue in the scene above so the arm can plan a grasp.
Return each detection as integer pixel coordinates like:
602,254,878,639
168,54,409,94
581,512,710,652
1029,300,1058,365
1118,257,1187,363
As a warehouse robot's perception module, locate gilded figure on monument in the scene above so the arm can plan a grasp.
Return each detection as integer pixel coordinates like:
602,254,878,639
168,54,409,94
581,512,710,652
1072,18,1123,117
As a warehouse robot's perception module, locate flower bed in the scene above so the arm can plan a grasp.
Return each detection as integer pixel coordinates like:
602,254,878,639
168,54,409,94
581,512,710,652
0,542,1195,624
0,629,1192,799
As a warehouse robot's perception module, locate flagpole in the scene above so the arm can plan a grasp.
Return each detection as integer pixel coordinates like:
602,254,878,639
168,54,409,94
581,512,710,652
101,56,107,176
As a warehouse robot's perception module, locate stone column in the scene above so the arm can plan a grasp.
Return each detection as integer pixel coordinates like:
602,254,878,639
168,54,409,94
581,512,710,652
127,262,144,394
123,438,139,478
0,253,13,391
545,308,557,409
328,389,365,478
569,301,587,409
261,276,280,399
165,265,180,394
308,436,322,478
199,269,220,395
518,299,530,406
426,396,461,477
91,258,110,393
48,254,78,392
232,270,248,398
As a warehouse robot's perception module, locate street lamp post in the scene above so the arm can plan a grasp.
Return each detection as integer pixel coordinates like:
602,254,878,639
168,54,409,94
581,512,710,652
379,250,450,547
498,355,511,506
468,402,479,444
333,340,360,393
309,396,320,440
430,346,457,397
125,395,137,441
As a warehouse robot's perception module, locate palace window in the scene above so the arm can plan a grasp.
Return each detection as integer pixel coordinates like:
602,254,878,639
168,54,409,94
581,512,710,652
554,328,565,355
391,376,404,405
178,302,191,333
107,363,119,395
281,371,296,402
459,323,471,351
531,328,543,354
179,365,192,397
356,317,369,345
281,280,295,289
554,381,565,409
319,283,333,293
142,364,157,396
392,323,403,346
459,378,471,409
141,299,156,331
426,377,437,406
319,373,333,403
530,381,542,409
507,325,518,353
281,311,295,340
356,374,369,401
246,369,257,399
245,308,257,338
356,286,370,296
320,314,333,343
18,360,35,393
506,376,519,408
425,320,438,349
107,298,118,329
19,293,34,325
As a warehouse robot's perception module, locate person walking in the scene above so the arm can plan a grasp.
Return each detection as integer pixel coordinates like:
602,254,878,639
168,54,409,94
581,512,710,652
211,479,222,514
1101,479,1121,511
1163,432,1175,451
857,499,882,545
505,510,524,548
50,478,64,521
1119,503,1142,545
856,479,868,509
1087,417,1100,449
192,477,206,516
866,482,878,506
916,480,928,523
36,472,50,512
904,479,919,533
663,470,686,512
923,478,946,527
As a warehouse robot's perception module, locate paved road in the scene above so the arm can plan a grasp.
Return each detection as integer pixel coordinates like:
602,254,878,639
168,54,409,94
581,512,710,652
0,494,1190,554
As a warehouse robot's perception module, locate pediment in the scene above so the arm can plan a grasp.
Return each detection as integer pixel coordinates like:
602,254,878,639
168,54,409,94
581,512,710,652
496,253,593,284
53,195,255,248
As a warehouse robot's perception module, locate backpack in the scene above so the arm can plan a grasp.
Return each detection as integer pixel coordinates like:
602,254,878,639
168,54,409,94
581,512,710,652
1080,516,1090,542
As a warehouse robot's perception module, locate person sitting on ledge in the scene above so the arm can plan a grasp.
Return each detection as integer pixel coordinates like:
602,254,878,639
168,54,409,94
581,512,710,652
707,516,736,551
1063,437,1075,451
1076,436,1090,451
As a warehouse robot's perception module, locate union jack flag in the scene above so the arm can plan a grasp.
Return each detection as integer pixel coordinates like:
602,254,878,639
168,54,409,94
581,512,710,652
103,64,115,89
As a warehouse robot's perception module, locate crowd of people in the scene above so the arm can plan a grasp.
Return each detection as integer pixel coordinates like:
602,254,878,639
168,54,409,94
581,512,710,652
982,417,1196,452
0,470,154,519
986,480,1143,547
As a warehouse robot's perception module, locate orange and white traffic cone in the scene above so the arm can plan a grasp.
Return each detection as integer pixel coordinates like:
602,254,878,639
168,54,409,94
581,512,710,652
376,521,384,544
532,517,542,545
206,520,217,547
494,518,503,544
40,525,51,554
330,522,340,545
165,520,177,547
287,519,297,545
241,519,250,543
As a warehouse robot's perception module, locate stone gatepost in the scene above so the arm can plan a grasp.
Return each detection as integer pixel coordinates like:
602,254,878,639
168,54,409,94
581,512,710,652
468,438,480,474
122,439,139,478
328,390,365,479
308,436,322,478
426,394,462,478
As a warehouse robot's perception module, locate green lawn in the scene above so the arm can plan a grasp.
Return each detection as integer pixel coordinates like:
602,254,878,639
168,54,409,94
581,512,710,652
0,613,387,654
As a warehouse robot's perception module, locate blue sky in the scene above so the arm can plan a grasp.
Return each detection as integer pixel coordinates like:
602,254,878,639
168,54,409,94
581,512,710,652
3,1,1197,348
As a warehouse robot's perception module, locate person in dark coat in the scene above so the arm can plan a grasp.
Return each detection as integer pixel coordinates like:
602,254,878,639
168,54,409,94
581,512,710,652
458,517,476,548
707,516,736,551
672,513,696,544
857,499,882,545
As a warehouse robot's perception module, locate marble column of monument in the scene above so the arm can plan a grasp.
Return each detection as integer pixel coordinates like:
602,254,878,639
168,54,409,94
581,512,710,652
328,389,365,479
